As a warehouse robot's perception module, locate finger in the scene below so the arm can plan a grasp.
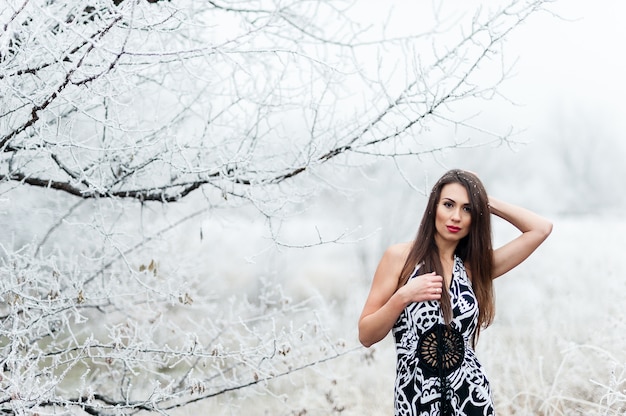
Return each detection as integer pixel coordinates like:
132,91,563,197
426,278,443,286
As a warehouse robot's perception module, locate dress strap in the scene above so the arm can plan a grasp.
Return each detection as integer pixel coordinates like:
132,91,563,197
410,262,423,277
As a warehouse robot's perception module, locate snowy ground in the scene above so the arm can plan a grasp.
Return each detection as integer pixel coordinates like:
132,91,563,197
3,183,623,415
175,213,625,415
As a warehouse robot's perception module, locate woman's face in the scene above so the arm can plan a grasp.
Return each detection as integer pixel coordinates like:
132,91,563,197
435,182,472,245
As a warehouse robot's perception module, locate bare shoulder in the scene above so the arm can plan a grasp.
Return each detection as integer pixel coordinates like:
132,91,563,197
367,241,413,293
383,242,412,263
378,242,412,274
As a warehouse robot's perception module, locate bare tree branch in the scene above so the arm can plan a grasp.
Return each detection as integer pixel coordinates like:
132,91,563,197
0,1,552,414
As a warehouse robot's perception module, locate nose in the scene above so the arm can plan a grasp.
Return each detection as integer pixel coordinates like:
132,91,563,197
451,208,461,222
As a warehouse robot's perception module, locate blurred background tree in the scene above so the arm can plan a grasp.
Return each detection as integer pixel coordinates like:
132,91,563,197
0,0,552,414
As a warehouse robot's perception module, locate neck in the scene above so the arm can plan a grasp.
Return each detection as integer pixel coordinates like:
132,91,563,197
435,237,458,262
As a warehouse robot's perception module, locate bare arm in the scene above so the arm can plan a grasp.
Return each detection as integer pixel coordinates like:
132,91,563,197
358,243,443,347
489,196,553,278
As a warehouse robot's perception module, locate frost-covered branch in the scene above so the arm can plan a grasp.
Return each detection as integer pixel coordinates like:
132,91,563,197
0,0,552,414
1,0,550,207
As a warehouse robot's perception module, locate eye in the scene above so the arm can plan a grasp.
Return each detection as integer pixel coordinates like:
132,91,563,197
443,201,453,208
463,206,472,213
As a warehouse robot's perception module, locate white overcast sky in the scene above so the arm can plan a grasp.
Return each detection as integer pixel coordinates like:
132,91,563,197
346,0,626,214
382,0,626,141
499,0,626,137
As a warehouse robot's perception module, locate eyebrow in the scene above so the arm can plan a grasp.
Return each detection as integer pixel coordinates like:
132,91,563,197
442,197,470,206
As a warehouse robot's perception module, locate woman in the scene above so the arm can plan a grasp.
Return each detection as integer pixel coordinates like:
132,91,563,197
358,169,552,415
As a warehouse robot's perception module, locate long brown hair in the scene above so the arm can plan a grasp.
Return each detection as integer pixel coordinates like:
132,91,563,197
397,169,494,345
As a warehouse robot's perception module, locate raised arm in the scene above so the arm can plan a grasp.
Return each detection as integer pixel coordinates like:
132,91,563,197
489,196,553,279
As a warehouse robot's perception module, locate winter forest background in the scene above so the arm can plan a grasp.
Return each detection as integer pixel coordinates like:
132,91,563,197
1,0,625,415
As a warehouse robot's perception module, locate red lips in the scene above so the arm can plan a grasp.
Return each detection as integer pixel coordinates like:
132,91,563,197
446,225,461,233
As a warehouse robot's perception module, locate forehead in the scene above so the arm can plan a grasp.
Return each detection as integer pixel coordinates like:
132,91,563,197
439,183,470,203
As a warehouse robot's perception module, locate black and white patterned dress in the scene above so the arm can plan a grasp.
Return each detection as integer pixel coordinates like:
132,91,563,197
392,256,494,416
